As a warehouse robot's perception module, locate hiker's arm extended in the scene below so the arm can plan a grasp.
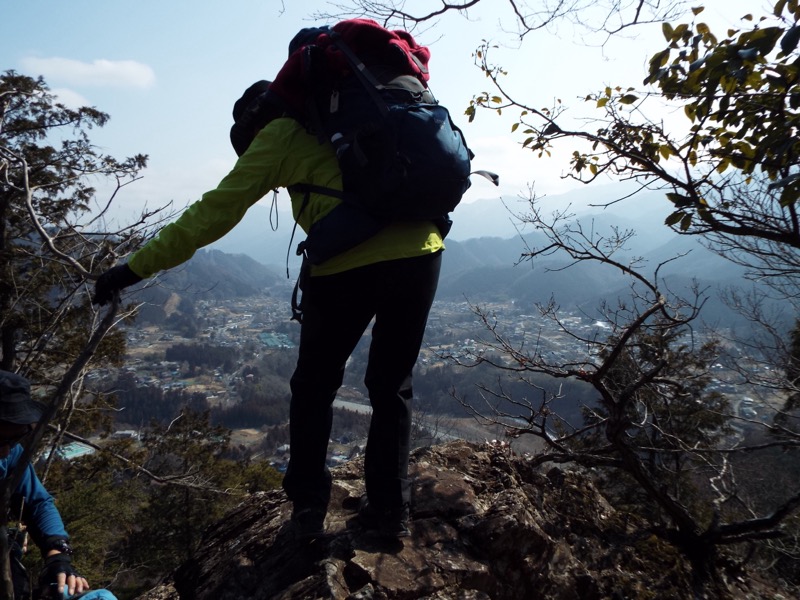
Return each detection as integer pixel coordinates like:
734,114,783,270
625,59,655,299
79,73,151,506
126,144,278,278
127,118,324,279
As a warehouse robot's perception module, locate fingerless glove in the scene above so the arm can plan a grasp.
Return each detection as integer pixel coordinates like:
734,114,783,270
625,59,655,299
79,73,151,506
39,552,80,586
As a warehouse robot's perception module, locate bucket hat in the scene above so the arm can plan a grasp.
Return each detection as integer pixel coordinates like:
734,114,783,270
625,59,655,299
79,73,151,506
0,371,45,424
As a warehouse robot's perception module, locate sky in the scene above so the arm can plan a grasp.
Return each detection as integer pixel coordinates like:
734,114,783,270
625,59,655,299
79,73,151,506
2,0,762,239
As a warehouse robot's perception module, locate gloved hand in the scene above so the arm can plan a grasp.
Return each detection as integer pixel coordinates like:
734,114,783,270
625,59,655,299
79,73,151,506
39,553,88,598
92,264,143,306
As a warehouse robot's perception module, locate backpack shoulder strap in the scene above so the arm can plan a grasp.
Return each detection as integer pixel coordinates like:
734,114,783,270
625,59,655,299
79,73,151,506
327,31,389,116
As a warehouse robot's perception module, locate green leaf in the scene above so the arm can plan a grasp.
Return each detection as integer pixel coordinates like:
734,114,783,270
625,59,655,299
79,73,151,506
718,94,730,114
667,192,693,207
511,122,520,133
744,26,782,53
648,49,671,72
619,94,639,104
680,213,693,231
674,24,690,38
665,211,684,226
781,24,800,54
597,97,609,108
689,57,706,72
691,6,705,15
663,22,675,41
779,184,800,207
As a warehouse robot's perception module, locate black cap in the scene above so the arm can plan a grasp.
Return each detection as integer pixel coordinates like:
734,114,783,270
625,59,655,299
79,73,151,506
288,26,330,56
0,371,44,425
232,80,272,122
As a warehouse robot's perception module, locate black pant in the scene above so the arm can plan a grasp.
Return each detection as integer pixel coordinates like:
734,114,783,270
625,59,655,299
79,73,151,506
282,251,442,511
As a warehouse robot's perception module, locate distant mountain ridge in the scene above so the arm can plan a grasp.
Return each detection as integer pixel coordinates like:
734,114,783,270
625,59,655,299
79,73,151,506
131,249,288,323
206,183,676,270
139,184,781,329
435,233,759,326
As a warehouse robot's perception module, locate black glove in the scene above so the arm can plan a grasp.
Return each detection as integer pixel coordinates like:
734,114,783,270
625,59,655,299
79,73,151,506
39,553,80,595
93,264,143,306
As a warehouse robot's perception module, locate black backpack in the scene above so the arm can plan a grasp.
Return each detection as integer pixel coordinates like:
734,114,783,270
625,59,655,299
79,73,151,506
301,29,474,222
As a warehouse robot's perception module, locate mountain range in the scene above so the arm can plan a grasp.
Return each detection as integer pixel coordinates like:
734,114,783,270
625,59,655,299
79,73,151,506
138,183,783,330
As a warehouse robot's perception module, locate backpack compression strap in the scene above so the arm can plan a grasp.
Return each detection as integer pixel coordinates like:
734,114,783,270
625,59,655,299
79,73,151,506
327,31,391,118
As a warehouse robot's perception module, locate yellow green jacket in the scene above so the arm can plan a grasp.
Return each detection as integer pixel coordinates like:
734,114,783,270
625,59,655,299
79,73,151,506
128,117,444,279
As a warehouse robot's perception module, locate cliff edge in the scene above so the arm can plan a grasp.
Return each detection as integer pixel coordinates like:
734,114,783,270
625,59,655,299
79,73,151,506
137,440,784,599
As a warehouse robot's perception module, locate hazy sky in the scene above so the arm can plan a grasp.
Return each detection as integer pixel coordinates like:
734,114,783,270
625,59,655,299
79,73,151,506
3,0,761,237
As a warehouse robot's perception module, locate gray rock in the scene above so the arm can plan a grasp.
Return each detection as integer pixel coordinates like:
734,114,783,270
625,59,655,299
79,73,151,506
136,440,786,600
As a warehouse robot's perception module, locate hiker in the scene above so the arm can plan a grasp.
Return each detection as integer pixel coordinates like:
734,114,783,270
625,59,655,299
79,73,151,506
94,19,472,540
0,370,117,600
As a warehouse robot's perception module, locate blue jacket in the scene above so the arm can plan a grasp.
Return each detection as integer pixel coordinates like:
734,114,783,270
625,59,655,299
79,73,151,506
1,445,68,544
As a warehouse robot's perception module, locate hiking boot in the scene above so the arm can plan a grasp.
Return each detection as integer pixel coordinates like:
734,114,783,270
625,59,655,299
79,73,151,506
290,507,326,540
358,496,411,538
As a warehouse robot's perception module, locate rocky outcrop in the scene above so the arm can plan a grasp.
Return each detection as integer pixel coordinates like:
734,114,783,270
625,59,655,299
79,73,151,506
137,440,785,600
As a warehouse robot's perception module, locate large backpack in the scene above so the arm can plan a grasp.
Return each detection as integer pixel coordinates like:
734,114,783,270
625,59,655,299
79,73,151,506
289,24,473,223
231,20,496,265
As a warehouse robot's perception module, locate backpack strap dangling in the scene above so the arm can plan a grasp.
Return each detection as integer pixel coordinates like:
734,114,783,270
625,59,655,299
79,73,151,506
290,250,310,324
287,186,312,323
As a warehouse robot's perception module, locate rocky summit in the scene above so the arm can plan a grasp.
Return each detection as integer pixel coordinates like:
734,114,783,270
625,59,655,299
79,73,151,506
137,440,784,600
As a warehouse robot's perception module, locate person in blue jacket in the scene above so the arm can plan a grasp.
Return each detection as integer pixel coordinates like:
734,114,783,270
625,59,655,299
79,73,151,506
0,370,116,600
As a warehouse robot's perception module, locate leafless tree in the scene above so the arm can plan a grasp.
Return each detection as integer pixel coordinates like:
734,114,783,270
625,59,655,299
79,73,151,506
313,0,690,40
411,398,457,447
452,195,800,588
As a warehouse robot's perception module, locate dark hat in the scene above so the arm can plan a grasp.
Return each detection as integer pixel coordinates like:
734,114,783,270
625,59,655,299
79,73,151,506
288,26,329,56
232,80,272,122
0,371,44,424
